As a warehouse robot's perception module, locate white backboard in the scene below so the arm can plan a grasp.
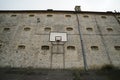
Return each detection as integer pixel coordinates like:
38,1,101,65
50,32,67,42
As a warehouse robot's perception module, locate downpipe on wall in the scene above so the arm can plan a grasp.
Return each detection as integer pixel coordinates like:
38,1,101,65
75,12,88,71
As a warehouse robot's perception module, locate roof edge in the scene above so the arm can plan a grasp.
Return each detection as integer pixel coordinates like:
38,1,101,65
0,10,120,14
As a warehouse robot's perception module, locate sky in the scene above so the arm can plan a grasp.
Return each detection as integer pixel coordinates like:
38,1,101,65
0,0,120,12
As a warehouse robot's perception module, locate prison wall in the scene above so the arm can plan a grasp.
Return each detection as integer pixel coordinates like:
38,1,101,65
0,11,120,69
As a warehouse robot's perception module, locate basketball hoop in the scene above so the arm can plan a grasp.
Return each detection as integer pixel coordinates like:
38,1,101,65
50,32,67,44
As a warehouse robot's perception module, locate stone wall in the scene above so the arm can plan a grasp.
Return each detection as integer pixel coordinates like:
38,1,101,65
0,11,120,69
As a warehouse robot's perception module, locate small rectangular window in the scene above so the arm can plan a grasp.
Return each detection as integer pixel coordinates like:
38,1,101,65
66,27,73,31
65,15,71,17
107,28,113,32
67,46,75,50
24,27,31,31
47,15,53,17
44,27,51,31
18,45,25,49
86,28,93,31
101,16,106,19
83,15,89,18
0,44,2,49
114,46,120,50
3,28,10,32
29,15,34,17
11,15,16,17
118,17,120,19
41,45,49,50
91,46,99,50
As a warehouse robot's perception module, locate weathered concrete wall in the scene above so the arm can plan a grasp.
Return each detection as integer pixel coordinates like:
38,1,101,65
0,12,120,69
79,13,120,68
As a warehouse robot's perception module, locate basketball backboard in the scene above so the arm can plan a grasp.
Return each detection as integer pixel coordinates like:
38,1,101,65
50,32,67,42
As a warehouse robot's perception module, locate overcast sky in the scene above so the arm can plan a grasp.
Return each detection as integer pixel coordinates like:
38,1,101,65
0,0,120,12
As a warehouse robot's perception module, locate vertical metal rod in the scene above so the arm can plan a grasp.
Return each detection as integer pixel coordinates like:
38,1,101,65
63,43,65,68
75,12,88,71
50,43,53,68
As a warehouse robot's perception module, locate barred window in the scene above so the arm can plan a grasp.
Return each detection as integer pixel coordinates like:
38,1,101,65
11,15,16,17
3,28,10,32
101,16,107,19
91,46,99,50
44,27,51,31
106,28,113,32
114,46,120,51
18,45,25,49
65,15,71,17
83,15,89,18
41,45,49,50
24,27,31,31
47,15,53,17
86,28,93,31
67,46,75,50
66,27,73,31
29,15,34,17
